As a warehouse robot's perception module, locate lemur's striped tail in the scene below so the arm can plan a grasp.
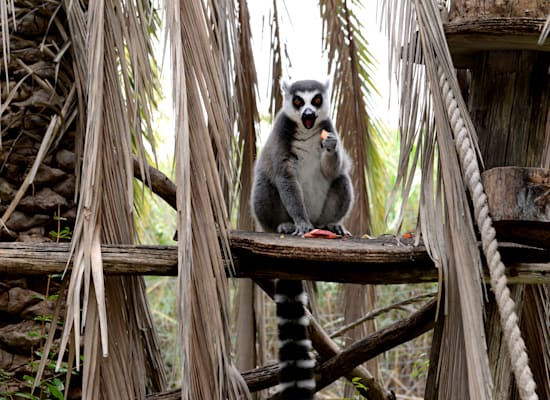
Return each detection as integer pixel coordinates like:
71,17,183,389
275,279,315,400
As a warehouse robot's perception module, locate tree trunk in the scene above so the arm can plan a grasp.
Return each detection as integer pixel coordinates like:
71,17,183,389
0,1,79,397
1,2,167,398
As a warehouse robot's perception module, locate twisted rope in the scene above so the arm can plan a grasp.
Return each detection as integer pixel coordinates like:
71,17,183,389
437,67,538,400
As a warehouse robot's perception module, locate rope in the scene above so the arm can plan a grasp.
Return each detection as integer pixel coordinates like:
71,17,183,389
437,67,538,400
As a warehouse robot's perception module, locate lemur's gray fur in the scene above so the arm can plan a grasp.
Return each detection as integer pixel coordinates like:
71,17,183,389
251,79,353,236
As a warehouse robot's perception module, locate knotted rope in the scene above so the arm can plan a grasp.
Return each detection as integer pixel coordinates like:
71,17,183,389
437,67,538,400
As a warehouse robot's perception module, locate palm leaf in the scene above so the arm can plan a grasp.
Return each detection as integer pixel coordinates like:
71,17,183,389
268,0,285,119
320,0,388,236
382,0,490,397
538,14,550,44
234,0,262,384
166,0,250,398
0,0,14,90
235,0,259,231
319,1,389,392
51,1,166,398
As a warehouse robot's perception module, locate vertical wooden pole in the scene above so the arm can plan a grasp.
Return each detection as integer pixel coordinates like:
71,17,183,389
468,49,550,399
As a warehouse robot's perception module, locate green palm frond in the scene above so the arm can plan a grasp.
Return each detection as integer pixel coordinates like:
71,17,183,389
320,0,388,236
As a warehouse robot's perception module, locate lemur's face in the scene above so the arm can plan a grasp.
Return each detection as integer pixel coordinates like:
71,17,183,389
282,79,330,130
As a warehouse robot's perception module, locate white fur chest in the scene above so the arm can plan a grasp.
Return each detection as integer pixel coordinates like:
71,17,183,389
292,128,331,223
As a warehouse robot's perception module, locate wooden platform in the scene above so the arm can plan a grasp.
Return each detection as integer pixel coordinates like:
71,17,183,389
444,18,550,68
1,231,549,284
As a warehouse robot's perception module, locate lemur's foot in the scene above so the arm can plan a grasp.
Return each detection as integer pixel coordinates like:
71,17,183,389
276,222,295,234
322,223,351,237
277,221,314,236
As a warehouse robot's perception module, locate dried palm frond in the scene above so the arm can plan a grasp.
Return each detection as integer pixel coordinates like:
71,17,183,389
0,0,15,87
166,0,250,398
381,0,493,398
234,0,261,381
320,0,388,236
2,0,164,397
52,0,166,398
523,285,550,399
235,0,259,231
320,1,389,393
538,14,550,44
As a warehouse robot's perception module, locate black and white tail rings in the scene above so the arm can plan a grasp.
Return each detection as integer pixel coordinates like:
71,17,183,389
275,279,315,400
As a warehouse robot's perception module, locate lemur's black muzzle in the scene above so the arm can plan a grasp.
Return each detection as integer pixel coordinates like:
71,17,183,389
301,108,316,130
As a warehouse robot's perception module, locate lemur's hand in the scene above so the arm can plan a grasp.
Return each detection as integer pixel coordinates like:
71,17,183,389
321,131,338,152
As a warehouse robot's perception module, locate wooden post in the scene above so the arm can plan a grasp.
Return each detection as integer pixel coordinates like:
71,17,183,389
426,1,550,399
466,47,550,400
469,51,550,170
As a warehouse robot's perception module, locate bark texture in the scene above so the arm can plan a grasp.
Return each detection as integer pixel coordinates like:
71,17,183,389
0,1,79,397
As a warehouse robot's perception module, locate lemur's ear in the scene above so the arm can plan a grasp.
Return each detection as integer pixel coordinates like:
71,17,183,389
323,76,332,91
280,78,291,95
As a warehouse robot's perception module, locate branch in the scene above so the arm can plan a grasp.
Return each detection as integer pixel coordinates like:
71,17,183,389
144,295,435,400
133,157,176,209
329,292,436,339
315,299,436,392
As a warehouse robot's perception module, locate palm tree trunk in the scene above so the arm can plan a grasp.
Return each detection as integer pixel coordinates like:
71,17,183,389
1,1,168,398
0,1,79,396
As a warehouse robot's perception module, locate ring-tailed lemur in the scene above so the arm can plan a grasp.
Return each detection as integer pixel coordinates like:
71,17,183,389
251,79,354,399
251,78,353,236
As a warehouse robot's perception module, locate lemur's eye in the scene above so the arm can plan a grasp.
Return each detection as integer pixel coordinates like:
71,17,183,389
312,94,323,107
292,96,304,108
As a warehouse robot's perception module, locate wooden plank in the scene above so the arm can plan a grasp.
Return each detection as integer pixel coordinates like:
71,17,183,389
0,231,548,284
468,51,550,171
230,232,436,284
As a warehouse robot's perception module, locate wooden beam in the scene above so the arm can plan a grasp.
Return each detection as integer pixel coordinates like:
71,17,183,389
0,242,178,276
0,231,549,284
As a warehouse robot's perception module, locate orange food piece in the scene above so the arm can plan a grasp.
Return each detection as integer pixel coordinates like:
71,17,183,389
320,129,329,140
402,232,413,239
303,228,341,239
